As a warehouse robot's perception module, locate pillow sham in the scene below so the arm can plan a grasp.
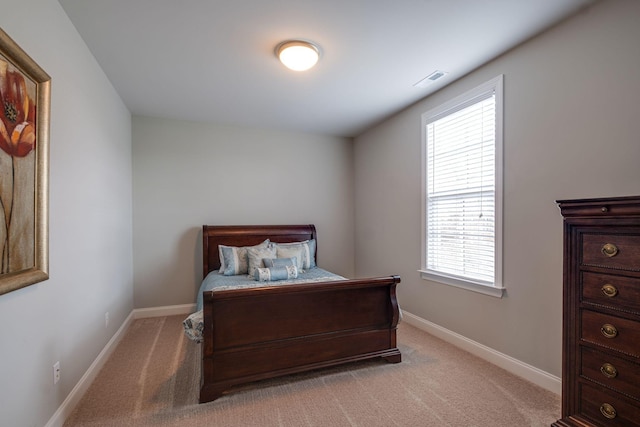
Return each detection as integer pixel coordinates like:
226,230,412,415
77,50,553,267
247,245,277,277
219,239,270,276
263,257,297,268
275,239,316,270
254,265,298,282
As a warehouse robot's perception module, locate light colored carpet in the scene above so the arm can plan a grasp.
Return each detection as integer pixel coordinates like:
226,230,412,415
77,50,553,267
64,315,560,426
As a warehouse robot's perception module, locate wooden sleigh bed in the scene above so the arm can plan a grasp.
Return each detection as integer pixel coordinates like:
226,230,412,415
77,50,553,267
197,224,401,403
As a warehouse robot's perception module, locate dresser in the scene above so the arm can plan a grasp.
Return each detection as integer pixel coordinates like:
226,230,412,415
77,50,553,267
554,196,640,427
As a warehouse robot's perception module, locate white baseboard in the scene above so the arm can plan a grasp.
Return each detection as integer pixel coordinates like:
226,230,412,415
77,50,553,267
44,303,196,427
44,311,135,427
402,310,561,395
133,303,196,319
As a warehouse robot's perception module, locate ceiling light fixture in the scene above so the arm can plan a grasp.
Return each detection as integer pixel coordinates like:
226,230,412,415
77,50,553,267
275,40,320,71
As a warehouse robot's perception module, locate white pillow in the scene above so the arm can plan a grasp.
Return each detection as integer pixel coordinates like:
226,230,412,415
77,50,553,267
275,239,316,270
247,244,277,277
254,265,298,282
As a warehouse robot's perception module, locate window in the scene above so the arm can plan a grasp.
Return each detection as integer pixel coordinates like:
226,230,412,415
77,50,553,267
420,75,504,298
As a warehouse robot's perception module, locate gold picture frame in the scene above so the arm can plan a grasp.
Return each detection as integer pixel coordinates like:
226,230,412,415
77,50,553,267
0,27,50,295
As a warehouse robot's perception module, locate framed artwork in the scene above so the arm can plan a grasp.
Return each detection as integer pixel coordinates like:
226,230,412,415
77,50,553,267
0,27,50,295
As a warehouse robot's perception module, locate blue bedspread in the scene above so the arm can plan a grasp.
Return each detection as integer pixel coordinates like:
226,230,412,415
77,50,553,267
195,267,344,311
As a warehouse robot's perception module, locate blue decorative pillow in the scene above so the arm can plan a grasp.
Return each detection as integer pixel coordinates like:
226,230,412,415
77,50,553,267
254,265,298,282
263,257,297,268
220,239,270,276
275,239,316,270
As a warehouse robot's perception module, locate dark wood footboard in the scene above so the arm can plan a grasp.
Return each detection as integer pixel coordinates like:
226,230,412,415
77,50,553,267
199,275,401,403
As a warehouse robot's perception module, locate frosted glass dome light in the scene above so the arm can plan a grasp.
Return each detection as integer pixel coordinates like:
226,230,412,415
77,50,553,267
276,40,320,71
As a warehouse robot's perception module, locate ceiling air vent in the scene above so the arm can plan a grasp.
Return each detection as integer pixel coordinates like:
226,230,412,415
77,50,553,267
413,70,448,88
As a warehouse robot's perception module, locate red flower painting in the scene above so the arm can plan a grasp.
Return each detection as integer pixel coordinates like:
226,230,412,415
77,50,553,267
0,59,37,274
0,28,50,295
0,64,36,157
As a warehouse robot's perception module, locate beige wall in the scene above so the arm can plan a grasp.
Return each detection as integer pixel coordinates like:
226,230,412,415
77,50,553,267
0,1,133,426
354,0,640,377
132,116,355,308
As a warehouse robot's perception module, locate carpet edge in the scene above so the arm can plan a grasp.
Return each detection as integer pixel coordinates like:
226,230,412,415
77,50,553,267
44,311,136,427
402,310,561,394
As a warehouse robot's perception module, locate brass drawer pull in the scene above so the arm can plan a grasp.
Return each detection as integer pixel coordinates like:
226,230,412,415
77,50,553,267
600,363,618,379
601,243,618,257
600,403,617,419
601,324,618,339
601,284,618,298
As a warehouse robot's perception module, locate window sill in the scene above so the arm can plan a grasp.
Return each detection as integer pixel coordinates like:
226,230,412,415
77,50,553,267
419,270,505,298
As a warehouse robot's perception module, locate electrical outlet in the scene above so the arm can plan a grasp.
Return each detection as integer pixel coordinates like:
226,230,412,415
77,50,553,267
105,312,109,328
53,361,60,384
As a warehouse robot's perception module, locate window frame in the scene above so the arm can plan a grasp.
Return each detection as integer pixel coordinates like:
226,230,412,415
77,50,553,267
419,75,505,298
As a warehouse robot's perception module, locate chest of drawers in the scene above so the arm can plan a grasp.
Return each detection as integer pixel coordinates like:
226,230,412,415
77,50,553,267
554,196,640,427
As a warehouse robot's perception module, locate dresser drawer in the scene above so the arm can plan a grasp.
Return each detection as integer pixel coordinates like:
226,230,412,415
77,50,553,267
582,234,640,271
582,271,640,313
581,346,640,399
579,381,640,426
581,310,640,357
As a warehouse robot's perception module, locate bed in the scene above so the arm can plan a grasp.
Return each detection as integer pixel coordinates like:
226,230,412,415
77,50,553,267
188,224,401,403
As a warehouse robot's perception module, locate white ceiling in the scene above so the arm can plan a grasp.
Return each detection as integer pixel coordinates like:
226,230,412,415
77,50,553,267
59,0,596,138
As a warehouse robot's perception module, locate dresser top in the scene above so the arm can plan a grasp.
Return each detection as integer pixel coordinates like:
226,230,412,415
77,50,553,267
557,195,640,218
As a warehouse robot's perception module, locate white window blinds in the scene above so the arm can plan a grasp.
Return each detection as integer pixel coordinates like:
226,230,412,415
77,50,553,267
425,90,496,285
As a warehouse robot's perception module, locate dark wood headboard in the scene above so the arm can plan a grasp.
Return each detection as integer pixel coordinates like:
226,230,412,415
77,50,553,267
202,224,317,278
